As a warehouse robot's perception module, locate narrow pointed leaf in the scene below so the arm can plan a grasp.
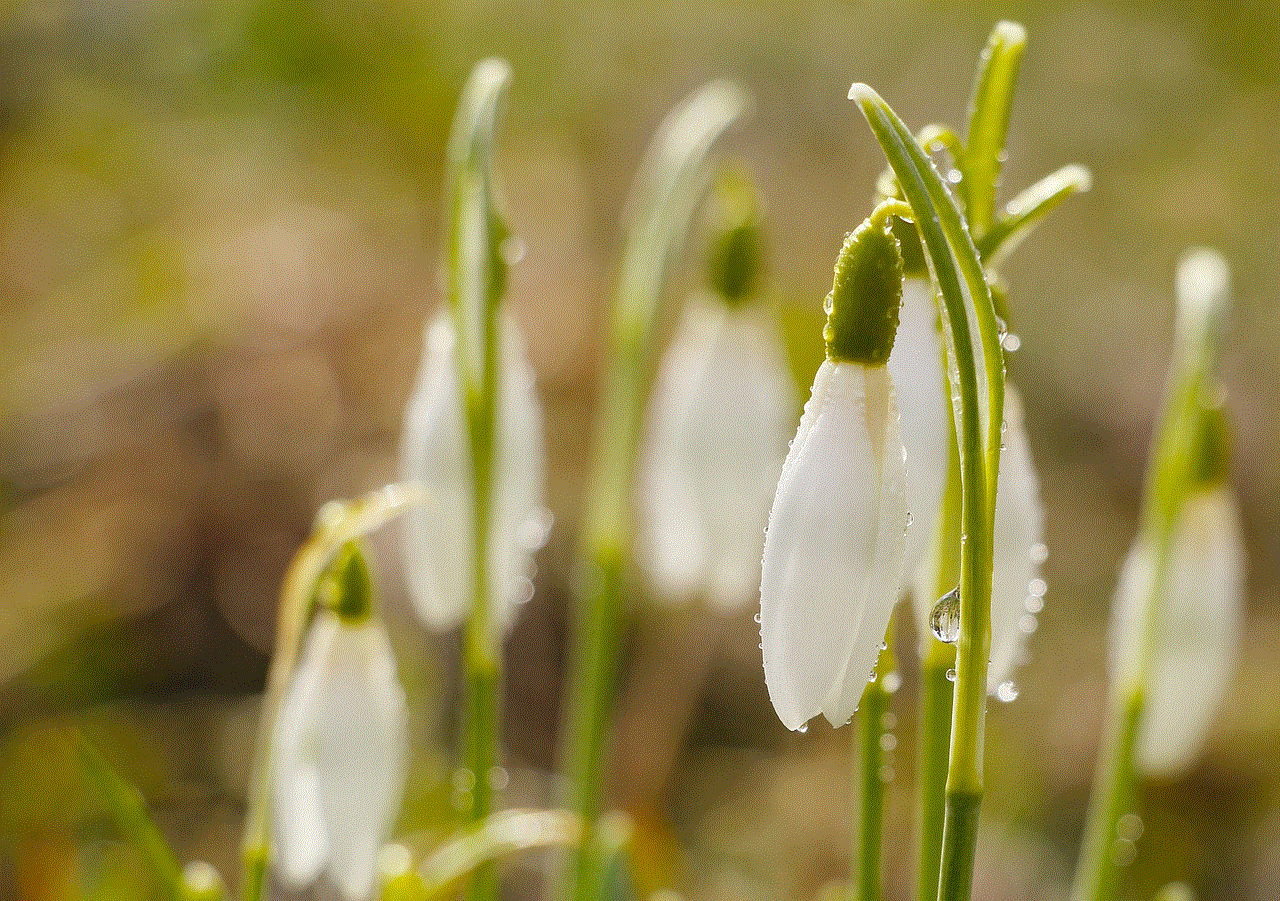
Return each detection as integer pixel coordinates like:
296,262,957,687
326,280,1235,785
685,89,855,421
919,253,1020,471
73,731,186,901
978,164,1091,266
963,21,1028,236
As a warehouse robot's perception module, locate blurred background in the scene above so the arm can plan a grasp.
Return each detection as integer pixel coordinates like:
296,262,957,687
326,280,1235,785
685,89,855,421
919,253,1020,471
0,1,1276,900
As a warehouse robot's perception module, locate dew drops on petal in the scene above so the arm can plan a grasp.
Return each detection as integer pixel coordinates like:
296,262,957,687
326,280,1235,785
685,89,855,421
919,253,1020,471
881,671,902,694
945,668,957,683
1019,613,1038,634
1025,595,1044,614
796,723,809,734
1028,577,1048,598
879,733,898,752
1029,542,1049,563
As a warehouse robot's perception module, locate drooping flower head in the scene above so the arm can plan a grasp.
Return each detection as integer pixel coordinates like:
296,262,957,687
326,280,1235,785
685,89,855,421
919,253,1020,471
399,311,548,635
272,543,408,901
1109,248,1244,777
760,206,909,730
637,175,795,610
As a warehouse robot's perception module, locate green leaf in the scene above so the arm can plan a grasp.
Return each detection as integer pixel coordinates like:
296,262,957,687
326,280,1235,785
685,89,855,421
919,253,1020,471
977,164,1091,266
419,809,581,897
962,21,1028,237
72,731,186,901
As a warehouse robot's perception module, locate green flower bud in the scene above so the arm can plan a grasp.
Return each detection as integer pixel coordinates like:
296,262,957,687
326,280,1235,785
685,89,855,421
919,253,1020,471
1188,400,1230,489
706,171,764,305
315,541,373,623
824,206,905,366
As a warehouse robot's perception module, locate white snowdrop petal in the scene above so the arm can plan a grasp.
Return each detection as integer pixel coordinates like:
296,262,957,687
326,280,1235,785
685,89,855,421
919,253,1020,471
271,613,409,899
821,367,908,726
400,317,473,630
636,302,795,610
635,304,720,600
761,361,884,731
1133,488,1243,776
488,314,548,634
987,387,1044,692
312,621,409,900
887,280,951,631
400,311,547,636
271,620,332,889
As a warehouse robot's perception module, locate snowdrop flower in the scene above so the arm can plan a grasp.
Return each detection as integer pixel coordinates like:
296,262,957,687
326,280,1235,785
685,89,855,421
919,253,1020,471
889,278,1044,693
272,545,408,901
636,189,795,610
760,210,909,731
399,311,548,636
1110,475,1243,777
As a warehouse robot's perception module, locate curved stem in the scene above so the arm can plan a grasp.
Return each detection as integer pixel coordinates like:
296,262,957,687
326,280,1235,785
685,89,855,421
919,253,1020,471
917,421,961,901
850,85,1005,901
854,625,895,901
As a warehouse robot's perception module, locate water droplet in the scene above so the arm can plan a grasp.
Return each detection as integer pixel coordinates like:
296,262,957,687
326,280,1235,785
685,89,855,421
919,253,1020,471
754,612,762,624
879,733,898,752
868,670,878,683
758,642,764,650
906,513,914,527
1029,542,1049,563
797,723,809,734
1001,333,1021,352
946,169,962,184
823,293,834,314
488,765,510,791
452,768,476,793
879,765,895,783
882,671,902,694
929,588,961,643
995,680,1019,703
1025,595,1044,614
1019,613,1038,634
514,576,535,604
945,668,957,683
881,712,897,730
996,148,1009,163
1028,577,1047,598
878,641,888,651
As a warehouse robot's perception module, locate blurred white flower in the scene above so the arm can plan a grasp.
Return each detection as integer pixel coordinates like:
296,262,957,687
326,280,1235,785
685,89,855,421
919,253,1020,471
890,279,1044,692
636,299,795,610
1110,485,1244,777
272,610,408,901
399,311,549,635
760,359,908,730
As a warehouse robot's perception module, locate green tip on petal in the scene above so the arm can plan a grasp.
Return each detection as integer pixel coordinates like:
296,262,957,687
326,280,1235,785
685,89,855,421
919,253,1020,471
824,207,904,366
316,541,374,623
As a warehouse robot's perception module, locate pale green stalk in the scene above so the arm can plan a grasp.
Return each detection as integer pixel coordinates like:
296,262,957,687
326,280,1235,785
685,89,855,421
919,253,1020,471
854,624,895,901
442,59,513,901
1070,263,1227,901
850,85,1005,901
917,421,961,901
561,81,745,901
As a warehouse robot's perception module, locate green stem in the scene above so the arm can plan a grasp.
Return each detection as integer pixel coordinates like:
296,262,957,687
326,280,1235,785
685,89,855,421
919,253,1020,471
918,340,964,901
854,631,895,901
1071,692,1141,901
850,85,1005,901
558,81,744,901
562,547,626,901
917,649,955,901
